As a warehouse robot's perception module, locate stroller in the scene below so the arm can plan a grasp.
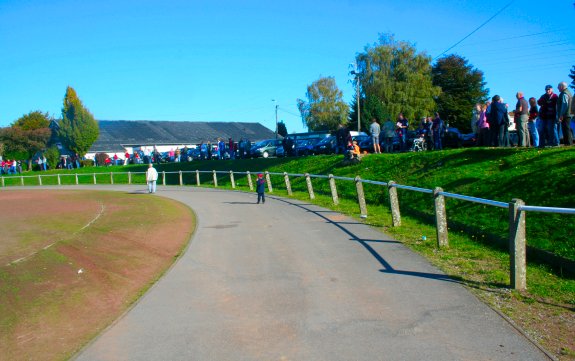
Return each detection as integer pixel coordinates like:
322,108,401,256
411,135,427,152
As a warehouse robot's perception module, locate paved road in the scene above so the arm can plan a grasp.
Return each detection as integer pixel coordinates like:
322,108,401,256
68,185,549,361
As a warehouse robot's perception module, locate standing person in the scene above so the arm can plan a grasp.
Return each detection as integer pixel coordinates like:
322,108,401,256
514,92,529,147
557,81,573,146
369,118,381,153
476,104,490,146
228,138,235,159
538,85,559,147
471,104,481,135
489,95,508,147
146,163,158,194
218,138,226,159
397,113,409,152
528,97,540,147
432,112,444,150
256,173,266,204
335,124,351,155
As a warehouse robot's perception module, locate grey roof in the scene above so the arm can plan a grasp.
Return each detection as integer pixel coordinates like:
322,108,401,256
90,120,276,152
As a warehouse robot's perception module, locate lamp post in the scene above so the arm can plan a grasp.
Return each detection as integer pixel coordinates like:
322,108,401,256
350,63,361,133
272,99,279,139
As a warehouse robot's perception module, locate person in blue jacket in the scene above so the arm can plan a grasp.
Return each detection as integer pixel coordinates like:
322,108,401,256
256,173,266,204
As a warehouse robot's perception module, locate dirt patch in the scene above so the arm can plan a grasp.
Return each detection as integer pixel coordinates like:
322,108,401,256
0,190,195,361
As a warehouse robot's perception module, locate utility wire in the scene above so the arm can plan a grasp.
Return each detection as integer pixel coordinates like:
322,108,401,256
434,0,516,60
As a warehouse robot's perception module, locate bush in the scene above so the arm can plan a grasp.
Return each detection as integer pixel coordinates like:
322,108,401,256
95,153,109,166
80,159,94,167
44,146,60,170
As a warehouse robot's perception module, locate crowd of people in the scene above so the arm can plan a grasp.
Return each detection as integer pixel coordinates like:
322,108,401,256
0,159,22,175
472,82,573,148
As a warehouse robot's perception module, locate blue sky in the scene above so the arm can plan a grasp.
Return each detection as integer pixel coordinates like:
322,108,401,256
1,0,574,133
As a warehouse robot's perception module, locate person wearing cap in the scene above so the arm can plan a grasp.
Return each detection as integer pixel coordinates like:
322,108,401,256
256,173,266,204
557,81,573,146
146,163,159,193
538,85,559,147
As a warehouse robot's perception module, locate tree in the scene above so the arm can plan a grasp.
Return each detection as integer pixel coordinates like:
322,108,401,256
13,110,52,130
58,86,99,156
432,54,489,132
0,111,52,169
569,65,575,91
297,76,349,131
277,121,288,137
356,34,440,125
0,125,51,168
348,95,386,132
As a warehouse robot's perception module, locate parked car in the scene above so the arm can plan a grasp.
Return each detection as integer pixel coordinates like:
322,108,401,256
294,138,320,156
312,136,337,155
250,139,283,158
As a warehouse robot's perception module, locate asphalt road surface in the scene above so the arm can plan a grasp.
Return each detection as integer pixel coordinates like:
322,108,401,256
68,185,550,361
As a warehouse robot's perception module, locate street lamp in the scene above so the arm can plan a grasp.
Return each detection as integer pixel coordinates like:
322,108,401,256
350,63,361,133
272,99,279,139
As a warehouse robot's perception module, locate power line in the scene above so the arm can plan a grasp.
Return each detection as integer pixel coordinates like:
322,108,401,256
434,0,516,60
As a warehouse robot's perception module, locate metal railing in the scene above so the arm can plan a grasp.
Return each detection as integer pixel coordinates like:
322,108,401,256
2,169,573,290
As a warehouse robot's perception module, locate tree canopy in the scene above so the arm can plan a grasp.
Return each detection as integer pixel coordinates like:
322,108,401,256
277,121,288,137
297,76,349,131
58,86,99,156
0,111,52,166
432,54,489,131
355,34,440,125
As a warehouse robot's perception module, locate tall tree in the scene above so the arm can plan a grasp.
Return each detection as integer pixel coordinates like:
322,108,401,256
277,121,288,137
59,86,99,156
297,76,349,131
356,34,440,125
432,54,489,131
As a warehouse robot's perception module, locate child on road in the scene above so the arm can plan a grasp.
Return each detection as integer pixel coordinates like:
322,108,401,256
256,173,265,204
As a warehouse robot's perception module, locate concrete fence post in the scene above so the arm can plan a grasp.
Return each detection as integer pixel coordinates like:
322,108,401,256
434,187,449,248
212,170,218,187
265,171,273,193
329,174,339,205
57,174,61,185
305,173,315,199
230,171,236,189
162,171,166,186
284,172,292,196
128,172,131,185
355,176,368,218
196,170,200,186
247,171,253,191
38,175,42,186
179,171,183,186
509,199,527,290
388,181,401,227
110,172,114,185
1,177,4,187
21,175,24,186
93,173,97,185
75,173,79,185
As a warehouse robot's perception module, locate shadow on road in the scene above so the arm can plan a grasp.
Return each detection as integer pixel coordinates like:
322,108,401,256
273,196,507,289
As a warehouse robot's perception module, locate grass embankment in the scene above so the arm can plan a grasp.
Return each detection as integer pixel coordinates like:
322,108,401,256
3,147,574,358
0,190,195,361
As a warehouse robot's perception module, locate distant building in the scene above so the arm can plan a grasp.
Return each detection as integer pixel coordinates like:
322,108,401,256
85,120,275,159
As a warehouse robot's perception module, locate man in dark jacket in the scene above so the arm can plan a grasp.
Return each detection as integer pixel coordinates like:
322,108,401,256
256,173,266,204
538,85,559,147
489,95,510,147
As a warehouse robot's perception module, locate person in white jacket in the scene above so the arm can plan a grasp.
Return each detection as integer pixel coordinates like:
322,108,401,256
146,163,159,193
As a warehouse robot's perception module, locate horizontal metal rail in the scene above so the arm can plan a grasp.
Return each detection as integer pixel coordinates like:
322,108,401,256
518,205,575,214
391,183,434,194
439,191,509,208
